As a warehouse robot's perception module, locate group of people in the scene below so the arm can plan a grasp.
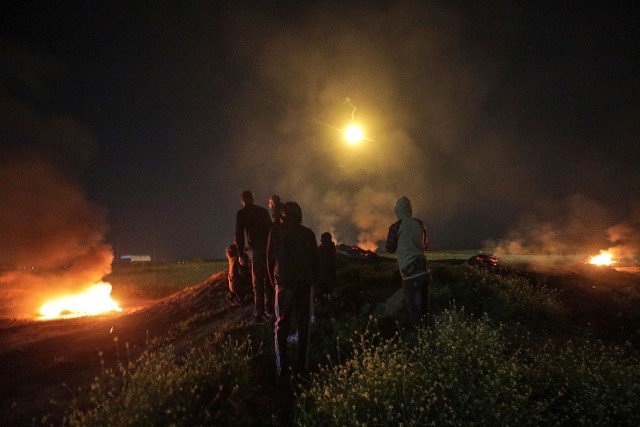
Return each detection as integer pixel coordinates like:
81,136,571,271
229,190,336,377
229,190,429,378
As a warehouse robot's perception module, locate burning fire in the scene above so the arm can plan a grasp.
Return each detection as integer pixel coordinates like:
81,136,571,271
588,251,616,266
38,282,122,320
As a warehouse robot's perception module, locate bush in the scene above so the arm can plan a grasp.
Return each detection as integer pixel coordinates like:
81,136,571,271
431,264,566,333
295,312,640,426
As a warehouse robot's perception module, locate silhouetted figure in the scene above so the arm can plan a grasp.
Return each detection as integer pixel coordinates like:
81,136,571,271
317,232,337,296
235,190,274,323
385,196,431,326
267,202,319,376
268,194,285,224
225,244,252,305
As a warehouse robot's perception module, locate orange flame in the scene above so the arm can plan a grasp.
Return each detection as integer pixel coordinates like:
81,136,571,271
38,282,122,320
588,251,616,266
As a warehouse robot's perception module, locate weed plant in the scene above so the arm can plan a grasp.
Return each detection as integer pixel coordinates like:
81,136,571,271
295,312,640,426
64,337,256,426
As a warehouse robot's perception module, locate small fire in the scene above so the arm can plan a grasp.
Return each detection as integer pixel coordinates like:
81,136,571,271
38,282,122,320
588,251,616,266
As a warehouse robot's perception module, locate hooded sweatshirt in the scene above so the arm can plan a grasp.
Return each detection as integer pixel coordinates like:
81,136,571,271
385,196,429,280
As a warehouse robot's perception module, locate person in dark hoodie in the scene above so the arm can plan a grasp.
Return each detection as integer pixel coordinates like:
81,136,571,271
225,244,252,305
317,232,337,296
385,196,431,326
235,190,274,323
267,201,319,377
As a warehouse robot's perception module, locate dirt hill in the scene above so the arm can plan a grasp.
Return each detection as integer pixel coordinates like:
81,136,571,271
0,270,250,425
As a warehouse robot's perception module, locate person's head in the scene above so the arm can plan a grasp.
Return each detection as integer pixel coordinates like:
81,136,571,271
226,244,238,257
241,190,254,206
394,196,413,219
268,194,281,210
320,232,333,245
283,201,302,225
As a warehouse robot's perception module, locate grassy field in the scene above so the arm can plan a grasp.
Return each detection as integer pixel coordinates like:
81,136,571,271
59,257,640,426
107,260,227,300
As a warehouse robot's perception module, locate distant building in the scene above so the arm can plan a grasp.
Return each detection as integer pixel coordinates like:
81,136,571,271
120,255,152,263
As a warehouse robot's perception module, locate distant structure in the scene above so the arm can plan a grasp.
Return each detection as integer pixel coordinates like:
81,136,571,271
120,255,152,263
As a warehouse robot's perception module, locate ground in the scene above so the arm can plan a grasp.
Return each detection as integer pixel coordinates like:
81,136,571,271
1,261,639,425
0,270,252,426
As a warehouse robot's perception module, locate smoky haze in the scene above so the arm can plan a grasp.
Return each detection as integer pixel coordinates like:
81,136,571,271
0,68,113,317
0,157,113,318
221,3,536,249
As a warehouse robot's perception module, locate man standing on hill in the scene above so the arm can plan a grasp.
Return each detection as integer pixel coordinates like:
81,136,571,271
385,196,431,326
235,190,274,323
268,202,319,377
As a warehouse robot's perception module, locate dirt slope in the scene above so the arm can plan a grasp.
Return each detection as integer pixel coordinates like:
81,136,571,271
0,270,250,425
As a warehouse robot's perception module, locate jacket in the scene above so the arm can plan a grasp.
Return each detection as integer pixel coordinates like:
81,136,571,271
235,203,272,253
267,221,319,287
385,196,429,280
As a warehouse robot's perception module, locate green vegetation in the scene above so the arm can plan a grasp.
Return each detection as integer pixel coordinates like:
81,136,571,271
64,338,256,426
296,313,640,426
107,261,227,300
64,260,640,426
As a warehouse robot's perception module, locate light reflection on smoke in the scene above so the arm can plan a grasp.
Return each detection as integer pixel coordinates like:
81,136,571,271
0,157,113,318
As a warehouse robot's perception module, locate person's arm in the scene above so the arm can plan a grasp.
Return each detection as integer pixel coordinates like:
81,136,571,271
266,227,276,287
234,210,245,255
385,221,400,253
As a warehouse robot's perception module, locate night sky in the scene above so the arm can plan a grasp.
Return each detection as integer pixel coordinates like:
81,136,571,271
1,1,639,264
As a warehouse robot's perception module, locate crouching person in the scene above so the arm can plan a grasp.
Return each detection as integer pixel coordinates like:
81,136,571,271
267,202,319,377
385,196,431,326
226,244,252,305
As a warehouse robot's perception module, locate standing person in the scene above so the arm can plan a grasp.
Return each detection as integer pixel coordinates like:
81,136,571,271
235,190,274,323
317,232,337,296
267,202,319,377
268,194,285,224
385,196,431,326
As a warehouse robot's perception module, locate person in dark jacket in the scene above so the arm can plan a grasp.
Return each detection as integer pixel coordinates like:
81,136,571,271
267,201,319,377
317,232,337,296
235,190,274,322
268,194,285,224
385,196,431,326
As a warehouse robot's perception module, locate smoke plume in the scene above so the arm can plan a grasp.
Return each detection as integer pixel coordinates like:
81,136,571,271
490,195,640,266
0,157,113,317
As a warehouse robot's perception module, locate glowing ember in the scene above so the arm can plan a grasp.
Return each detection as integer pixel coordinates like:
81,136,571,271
344,124,364,144
38,282,122,320
588,251,616,266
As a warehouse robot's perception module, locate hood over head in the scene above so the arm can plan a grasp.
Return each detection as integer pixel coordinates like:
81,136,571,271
394,196,413,220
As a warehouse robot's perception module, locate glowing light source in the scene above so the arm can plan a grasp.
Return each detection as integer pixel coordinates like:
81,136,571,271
38,282,122,320
588,251,616,266
344,124,364,145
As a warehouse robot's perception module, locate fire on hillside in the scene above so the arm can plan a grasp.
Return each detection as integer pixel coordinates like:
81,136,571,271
38,282,122,320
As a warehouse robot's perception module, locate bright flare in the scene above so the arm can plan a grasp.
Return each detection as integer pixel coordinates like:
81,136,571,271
38,282,122,320
344,124,364,145
589,251,616,266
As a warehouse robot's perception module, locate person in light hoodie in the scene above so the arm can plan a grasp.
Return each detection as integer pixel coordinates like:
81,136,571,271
385,196,431,326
